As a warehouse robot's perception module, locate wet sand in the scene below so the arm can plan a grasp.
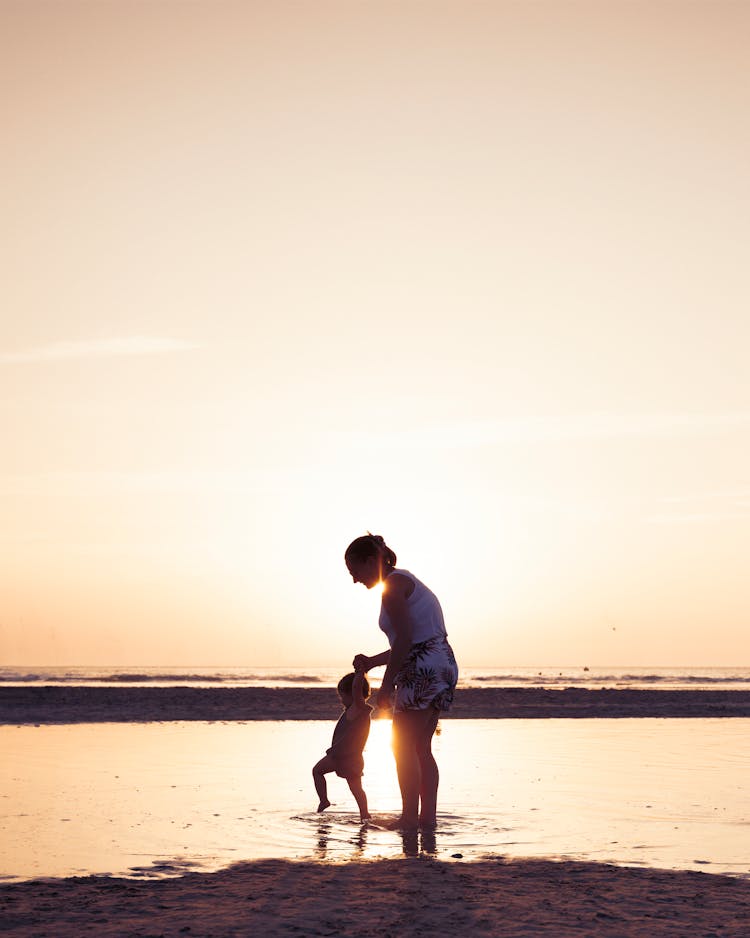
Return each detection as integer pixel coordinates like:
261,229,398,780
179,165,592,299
3,685,750,723
2,856,750,937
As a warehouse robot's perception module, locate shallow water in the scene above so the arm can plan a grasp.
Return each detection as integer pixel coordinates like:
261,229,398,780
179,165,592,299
1,718,748,882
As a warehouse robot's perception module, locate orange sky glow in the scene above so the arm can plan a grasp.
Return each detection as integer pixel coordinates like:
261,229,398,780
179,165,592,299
1,0,748,668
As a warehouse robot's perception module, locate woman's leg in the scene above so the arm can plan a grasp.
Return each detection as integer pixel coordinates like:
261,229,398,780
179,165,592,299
414,708,440,827
390,711,421,829
391,708,440,830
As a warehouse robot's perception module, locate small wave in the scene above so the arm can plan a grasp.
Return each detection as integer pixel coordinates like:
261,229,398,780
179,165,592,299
466,672,750,688
617,674,750,686
107,673,320,684
107,673,228,683
0,673,48,683
260,674,324,684
0,672,229,684
470,674,609,685
0,671,325,685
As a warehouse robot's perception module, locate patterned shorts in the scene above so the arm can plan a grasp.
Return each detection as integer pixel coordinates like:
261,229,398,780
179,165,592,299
393,637,459,712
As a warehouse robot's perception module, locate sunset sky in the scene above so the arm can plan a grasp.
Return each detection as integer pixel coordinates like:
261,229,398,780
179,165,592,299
2,0,748,669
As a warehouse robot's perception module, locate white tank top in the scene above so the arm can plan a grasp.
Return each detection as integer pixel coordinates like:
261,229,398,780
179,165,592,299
378,568,448,646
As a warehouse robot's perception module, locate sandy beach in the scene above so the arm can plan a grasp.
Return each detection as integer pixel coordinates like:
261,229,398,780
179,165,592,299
3,686,750,723
2,855,750,937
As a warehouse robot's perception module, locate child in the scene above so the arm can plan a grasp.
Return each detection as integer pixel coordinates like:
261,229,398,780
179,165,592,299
312,668,372,821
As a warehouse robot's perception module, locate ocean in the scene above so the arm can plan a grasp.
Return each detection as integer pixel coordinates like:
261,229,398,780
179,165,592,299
2,664,750,690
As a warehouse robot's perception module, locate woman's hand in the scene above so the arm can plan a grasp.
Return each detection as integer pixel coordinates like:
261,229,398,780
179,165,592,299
353,649,391,672
352,653,372,672
375,684,394,711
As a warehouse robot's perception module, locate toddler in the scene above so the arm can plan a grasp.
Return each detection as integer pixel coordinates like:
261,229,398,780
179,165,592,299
312,668,372,820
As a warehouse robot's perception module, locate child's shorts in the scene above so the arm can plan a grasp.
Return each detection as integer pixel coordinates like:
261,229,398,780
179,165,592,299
333,755,364,779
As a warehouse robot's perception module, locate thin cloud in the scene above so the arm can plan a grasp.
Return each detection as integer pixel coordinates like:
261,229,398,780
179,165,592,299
342,413,750,450
646,510,750,524
659,489,750,504
0,336,199,363
646,488,750,524
0,468,303,497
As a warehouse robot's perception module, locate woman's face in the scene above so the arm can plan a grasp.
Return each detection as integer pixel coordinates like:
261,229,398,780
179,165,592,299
346,555,381,589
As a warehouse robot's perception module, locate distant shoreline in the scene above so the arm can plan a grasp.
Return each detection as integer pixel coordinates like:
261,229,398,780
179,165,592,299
3,686,750,724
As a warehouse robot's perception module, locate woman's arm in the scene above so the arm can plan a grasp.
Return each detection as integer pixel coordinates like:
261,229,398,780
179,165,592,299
376,574,413,707
352,650,390,671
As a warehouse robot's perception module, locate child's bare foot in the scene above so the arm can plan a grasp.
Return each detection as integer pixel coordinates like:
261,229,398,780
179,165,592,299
419,816,437,830
317,798,330,813
360,813,371,822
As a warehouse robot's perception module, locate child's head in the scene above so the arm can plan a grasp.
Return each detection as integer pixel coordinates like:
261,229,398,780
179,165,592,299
337,671,370,701
345,533,397,589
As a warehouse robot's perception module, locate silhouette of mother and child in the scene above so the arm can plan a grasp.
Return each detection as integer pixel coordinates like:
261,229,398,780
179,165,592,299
312,533,458,832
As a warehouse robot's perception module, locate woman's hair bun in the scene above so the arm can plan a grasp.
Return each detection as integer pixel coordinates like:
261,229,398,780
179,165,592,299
345,533,397,568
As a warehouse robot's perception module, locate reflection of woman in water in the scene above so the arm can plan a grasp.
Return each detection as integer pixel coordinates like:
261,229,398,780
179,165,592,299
346,533,458,832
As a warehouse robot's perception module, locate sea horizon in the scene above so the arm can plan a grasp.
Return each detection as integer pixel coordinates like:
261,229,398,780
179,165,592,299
2,664,750,690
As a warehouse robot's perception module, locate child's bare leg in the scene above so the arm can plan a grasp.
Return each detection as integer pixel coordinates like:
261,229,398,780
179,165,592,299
346,776,370,821
312,756,335,812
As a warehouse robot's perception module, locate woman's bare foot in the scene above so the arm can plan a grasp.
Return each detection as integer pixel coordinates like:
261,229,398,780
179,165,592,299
419,816,437,830
317,798,330,813
385,815,418,831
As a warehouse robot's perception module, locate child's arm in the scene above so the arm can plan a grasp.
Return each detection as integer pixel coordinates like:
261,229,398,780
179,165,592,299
348,668,371,715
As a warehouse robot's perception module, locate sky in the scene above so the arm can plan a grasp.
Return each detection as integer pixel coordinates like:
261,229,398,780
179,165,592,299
1,0,748,669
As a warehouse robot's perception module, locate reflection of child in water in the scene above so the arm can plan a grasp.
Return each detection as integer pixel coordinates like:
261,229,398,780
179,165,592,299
312,668,372,821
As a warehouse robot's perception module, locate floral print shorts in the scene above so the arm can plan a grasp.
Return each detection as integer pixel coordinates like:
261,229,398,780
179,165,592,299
393,637,459,712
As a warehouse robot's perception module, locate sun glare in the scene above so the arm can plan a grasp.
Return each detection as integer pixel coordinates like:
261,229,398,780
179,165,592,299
362,716,399,809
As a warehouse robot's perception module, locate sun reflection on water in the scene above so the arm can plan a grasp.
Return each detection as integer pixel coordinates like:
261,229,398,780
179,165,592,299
3,719,750,881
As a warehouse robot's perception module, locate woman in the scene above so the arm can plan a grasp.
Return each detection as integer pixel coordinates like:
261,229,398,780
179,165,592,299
346,533,458,831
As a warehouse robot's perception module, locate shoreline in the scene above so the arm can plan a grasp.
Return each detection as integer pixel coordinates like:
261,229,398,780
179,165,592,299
2,856,750,937
3,686,750,723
